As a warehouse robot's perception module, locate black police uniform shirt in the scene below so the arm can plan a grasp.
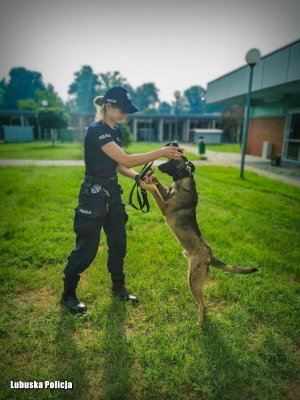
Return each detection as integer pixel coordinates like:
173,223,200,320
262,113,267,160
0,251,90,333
84,121,122,178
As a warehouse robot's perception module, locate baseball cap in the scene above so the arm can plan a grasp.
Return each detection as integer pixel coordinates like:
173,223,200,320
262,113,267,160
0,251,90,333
103,86,139,114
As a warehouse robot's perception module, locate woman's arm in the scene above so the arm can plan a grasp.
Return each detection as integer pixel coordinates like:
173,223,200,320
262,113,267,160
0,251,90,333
117,164,156,183
101,141,183,169
117,164,139,180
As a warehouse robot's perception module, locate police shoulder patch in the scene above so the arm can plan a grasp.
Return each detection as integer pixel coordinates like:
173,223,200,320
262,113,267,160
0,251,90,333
99,133,111,141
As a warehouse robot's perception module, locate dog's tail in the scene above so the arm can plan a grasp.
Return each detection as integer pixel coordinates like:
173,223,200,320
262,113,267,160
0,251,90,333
210,258,258,274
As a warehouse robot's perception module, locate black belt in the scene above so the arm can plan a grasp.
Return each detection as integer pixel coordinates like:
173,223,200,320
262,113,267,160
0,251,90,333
84,174,118,186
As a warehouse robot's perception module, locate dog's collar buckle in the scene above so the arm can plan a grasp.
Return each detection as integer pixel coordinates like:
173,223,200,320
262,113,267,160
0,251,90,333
185,161,194,177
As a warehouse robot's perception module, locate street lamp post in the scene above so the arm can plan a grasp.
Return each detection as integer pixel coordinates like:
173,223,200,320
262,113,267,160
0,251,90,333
38,100,49,140
240,48,261,179
174,91,180,142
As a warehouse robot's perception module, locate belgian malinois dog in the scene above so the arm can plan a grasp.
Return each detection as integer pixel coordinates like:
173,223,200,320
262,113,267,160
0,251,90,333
140,144,257,325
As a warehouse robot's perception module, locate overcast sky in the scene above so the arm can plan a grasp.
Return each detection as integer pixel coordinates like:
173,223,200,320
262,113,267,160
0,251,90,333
1,0,299,103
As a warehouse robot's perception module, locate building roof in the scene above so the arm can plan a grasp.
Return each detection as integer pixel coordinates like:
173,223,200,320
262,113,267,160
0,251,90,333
191,129,223,133
206,39,300,105
0,109,221,120
126,112,221,120
0,109,36,116
69,111,221,119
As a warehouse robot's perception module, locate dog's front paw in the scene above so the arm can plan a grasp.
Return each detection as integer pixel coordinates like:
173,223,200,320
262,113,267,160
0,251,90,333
139,180,156,192
151,177,160,185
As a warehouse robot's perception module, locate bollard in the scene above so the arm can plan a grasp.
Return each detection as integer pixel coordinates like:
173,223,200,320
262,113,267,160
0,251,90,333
198,136,206,155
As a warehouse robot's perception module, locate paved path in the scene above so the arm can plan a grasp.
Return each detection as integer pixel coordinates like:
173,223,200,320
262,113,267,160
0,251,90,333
0,146,299,187
184,145,300,188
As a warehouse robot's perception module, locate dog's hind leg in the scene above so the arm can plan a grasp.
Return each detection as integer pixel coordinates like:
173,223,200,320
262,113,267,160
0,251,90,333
188,256,209,326
183,250,190,258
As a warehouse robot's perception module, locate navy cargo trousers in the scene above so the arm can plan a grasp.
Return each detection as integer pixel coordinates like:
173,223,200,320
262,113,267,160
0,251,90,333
63,178,128,295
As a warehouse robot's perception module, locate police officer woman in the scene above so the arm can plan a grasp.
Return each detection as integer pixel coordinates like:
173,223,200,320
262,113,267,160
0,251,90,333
61,86,184,312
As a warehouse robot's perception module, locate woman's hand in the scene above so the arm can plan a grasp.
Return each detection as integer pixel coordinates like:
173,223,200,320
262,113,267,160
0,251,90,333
160,145,184,160
142,168,158,184
143,175,159,185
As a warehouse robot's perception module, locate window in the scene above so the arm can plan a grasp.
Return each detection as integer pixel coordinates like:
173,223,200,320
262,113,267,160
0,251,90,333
283,110,300,162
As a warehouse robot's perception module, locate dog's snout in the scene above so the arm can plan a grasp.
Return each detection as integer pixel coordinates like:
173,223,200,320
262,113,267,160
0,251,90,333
158,159,180,177
158,160,173,174
158,163,165,172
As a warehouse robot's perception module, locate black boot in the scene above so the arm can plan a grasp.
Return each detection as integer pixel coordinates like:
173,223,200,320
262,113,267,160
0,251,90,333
60,293,87,313
61,277,86,313
112,278,138,304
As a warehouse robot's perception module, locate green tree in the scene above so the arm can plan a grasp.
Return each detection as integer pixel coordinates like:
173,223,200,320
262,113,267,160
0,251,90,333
184,85,207,114
120,121,133,148
37,107,69,145
0,79,6,107
158,101,172,114
172,91,189,115
17,99,37,110
133,83,159,112
68,65,100,113
220,106,244,143
2,67,47,109
36,85,64,108
99,71,133,94
18,84,64,110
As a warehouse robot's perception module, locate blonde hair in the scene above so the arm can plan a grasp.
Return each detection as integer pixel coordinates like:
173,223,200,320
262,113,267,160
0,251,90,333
94,96,106,121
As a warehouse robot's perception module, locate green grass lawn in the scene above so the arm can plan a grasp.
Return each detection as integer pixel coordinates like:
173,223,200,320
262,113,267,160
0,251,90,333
0,141,199,161
191,143,242,153
0,142,84,160
0,165,299,400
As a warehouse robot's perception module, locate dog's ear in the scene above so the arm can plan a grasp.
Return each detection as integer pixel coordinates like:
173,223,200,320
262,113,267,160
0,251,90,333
164,142,184,154
164,142,179,148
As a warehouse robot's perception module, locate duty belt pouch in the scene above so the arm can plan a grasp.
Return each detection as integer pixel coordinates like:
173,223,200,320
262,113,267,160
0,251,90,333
75,183,110,219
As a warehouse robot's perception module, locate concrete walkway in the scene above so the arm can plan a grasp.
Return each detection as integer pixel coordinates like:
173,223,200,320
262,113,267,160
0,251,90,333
184,145,300,188
0,146,299,187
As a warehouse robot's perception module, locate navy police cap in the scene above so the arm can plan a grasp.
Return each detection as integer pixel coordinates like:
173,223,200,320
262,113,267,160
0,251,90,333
103,86,139,114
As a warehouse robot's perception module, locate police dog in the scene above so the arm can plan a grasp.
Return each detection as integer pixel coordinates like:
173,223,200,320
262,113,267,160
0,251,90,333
140,144,257,325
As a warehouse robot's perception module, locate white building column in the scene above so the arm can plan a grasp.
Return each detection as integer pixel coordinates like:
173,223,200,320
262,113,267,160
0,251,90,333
133,117,138,141
211,119,216,129
79,115,85,132
183,119,190,142
38,124,42,140
158,118,164,142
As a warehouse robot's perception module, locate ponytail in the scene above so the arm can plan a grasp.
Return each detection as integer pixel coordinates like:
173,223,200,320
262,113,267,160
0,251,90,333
94,96,106,121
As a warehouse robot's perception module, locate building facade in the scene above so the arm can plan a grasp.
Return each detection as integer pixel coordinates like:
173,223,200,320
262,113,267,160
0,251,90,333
126,113,221,143
206,39,300,163
0,109,222,143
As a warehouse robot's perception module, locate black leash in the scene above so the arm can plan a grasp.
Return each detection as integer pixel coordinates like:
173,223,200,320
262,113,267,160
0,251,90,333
129,161,154,213
128,142,180,213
